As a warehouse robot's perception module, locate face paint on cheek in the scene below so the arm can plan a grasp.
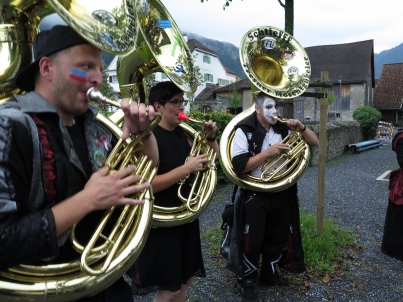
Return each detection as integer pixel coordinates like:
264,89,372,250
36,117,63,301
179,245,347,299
69,69,87,82
263,98,277,120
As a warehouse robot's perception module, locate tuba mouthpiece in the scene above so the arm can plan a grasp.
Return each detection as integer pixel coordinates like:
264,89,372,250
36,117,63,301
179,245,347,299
178,112,190,121
177,112,203,124
86,87,122,108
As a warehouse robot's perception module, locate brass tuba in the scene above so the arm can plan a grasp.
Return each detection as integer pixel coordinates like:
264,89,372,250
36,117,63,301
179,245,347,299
219,26,311,192
152,112,217,227
0,0,158,301
111,0,215,227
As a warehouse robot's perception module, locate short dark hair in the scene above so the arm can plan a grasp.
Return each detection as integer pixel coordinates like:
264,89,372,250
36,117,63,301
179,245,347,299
149,81,183,106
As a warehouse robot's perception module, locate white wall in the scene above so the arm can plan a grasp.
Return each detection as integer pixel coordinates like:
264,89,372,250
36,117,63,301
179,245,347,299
192,49,238,99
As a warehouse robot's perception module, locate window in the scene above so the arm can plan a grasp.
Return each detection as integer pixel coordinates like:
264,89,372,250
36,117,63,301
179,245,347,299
331,84,350,110
203,55,211,64
316,84,350,110
217,78,230,86
109,75,118,83
204,73,214,82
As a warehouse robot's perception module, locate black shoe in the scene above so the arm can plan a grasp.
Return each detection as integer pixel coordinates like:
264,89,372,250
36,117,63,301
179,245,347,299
241,279,257,302
259,271,289,287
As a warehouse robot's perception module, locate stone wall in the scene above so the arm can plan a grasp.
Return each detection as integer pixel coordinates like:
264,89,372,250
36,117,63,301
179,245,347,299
309,120,363,166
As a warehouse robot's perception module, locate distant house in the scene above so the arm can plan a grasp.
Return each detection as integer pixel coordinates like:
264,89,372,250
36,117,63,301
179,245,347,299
302,40,375,122
196,78,253,112
105,36,239,112
373,63,403,124
105,55,120,95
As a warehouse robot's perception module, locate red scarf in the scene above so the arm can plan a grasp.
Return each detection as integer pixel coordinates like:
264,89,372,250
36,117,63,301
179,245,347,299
389,168,403,206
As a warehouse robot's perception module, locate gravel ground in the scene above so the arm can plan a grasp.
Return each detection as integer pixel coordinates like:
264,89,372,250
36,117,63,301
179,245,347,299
133,132,403,302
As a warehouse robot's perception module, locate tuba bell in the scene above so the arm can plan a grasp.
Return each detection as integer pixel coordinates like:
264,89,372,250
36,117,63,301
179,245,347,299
0,1,158,301
219,26,311,192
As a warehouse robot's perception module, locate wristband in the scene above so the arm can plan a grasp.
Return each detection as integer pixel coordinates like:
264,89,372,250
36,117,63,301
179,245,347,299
300,125,306,132
206,134,216,142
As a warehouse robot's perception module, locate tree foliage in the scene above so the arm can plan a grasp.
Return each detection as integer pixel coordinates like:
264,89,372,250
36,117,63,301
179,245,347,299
352,106,382,140
229,84,241,109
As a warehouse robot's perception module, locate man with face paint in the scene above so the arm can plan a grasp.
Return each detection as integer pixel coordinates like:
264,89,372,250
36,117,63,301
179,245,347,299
229,92,319,302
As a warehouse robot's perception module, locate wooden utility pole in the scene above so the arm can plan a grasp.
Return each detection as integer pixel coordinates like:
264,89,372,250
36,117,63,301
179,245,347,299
316,71,329,234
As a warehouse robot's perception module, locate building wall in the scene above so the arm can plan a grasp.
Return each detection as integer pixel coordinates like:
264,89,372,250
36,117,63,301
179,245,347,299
192,50,237,99
304,83,369,122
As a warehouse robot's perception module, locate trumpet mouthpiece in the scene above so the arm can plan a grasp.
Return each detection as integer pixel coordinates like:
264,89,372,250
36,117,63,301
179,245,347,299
178,112,191,121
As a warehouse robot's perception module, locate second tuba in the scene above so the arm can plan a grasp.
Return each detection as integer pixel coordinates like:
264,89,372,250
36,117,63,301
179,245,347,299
112,0,215,227
219,26,311,192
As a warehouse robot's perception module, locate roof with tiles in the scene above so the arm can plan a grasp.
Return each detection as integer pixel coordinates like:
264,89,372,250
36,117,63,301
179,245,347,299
305,40,375,86
187,39,218,56
214,78,252,93
194,83,219,101
373,63,403,110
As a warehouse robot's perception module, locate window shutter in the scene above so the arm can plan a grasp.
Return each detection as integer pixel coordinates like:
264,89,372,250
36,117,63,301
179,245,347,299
109,76,112,83
211,75,214,82
208,56,211,63
204,74,207,81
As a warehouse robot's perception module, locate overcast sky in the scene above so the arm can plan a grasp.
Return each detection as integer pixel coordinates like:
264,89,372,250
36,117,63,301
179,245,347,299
162,0,403,54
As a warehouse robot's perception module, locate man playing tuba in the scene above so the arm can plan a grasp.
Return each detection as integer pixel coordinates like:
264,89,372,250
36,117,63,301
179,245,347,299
229,93,318,302
0,25,158,301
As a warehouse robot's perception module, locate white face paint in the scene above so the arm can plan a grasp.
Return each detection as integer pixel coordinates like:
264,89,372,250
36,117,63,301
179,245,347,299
262,98,277,121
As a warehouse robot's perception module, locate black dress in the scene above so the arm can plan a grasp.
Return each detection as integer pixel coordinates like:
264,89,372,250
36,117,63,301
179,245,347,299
381,135,403,261
129,125,206,295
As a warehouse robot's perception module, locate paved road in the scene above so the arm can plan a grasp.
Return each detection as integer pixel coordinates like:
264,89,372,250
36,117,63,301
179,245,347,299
134,134,403,302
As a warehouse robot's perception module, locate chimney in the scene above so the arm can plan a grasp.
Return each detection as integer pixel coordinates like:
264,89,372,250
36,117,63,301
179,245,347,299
183,34,188,43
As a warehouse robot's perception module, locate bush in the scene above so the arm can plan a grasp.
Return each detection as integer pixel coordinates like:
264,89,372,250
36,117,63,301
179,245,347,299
185,110,233,184
352,106,382,140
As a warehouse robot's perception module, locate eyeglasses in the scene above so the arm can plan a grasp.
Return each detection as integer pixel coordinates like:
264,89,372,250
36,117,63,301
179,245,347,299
160,100,188,107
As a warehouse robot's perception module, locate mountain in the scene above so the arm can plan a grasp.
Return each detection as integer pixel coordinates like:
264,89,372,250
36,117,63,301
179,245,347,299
374,42,403,79
184,32,246,79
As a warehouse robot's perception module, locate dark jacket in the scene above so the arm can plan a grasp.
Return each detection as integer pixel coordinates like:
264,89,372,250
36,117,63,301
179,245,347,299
0,92,112,270
223,111,306,276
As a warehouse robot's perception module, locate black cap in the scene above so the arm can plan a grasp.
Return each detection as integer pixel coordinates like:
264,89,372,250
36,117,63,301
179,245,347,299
15,25,90,92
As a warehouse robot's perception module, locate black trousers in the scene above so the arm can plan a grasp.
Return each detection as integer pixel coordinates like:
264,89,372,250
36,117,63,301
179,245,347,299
242,189,292,280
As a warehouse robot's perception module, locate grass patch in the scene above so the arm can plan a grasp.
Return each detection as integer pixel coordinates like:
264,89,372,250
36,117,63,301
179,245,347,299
201,210,359,293
299,211,356,279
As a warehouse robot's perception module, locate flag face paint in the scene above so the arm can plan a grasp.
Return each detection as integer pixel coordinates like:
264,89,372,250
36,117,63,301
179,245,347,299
69,69,87,82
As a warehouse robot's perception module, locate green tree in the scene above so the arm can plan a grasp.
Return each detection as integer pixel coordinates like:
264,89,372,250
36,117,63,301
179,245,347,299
353,106,382,140
145,73,158,96
100,67,118,101
229,84,241,113
94,62,118,116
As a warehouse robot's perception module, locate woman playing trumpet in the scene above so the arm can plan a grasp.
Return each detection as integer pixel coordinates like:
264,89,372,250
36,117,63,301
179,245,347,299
128,81,219,302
